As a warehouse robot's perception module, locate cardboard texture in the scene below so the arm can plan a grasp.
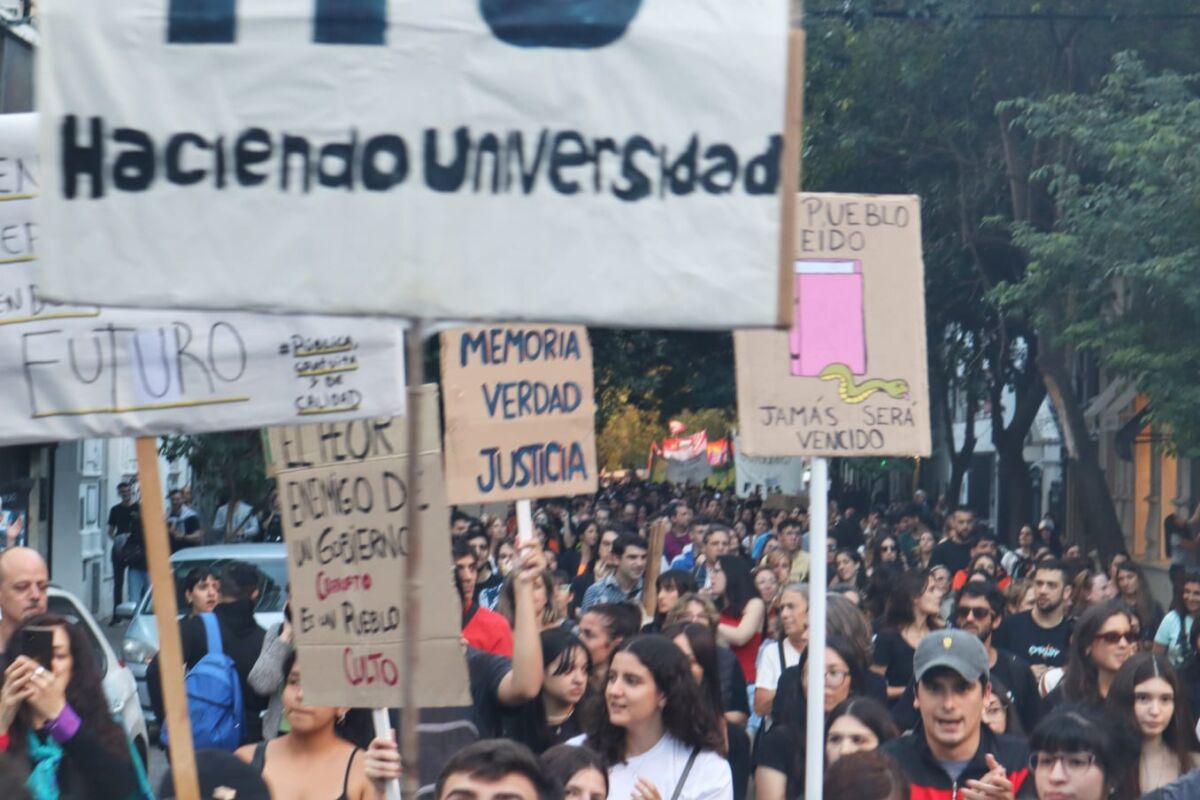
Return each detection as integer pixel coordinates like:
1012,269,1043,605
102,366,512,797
275,386,468,708
736,193,932,457
265,386,441,473
440,325,598,504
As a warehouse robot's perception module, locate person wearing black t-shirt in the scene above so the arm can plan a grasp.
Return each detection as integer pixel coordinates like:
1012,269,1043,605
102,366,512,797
993,560,1073,680
106,481,141,614
929,505,975,575
889,580,1045,733
954,582,1041,732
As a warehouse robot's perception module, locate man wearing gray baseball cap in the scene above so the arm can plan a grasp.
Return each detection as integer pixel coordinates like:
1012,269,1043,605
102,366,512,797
881,629,1035,800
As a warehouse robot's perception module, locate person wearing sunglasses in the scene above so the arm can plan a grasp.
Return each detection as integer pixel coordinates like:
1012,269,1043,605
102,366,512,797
887,582,1041,736
1042,599,1137,714
1028,707,1135,800
868,534,906,577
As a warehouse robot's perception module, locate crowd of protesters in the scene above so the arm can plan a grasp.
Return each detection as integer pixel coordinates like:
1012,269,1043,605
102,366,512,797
436,482,1200,800
5,478,1200,798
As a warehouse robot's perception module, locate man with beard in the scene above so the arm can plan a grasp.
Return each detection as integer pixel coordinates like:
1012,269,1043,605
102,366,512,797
954,582,1041,732
930,505,976,575
890,581,1041,734
994,559,1073,680
0,547,48,652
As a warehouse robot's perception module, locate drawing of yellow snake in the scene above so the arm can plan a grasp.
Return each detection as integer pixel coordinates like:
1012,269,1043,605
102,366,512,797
818,363,910,404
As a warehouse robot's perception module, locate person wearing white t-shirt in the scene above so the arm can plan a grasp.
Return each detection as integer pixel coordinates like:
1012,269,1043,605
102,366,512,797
569,635,733,800
213,497,260,543
753,584,808,719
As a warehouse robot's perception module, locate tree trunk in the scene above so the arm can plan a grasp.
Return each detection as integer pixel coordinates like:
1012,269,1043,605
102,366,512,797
1038,345,1127,560
994,438,1033,544
947,383,979,507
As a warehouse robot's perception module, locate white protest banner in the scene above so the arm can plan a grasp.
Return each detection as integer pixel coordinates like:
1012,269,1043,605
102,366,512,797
274,386,469,708
736,193,932,457
36,1,793,328
0,113,406,445
440,324,597,504
733,433,805,497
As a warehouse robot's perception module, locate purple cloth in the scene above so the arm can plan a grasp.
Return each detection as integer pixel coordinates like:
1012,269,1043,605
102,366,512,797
664,529,690,561
45,703,81,743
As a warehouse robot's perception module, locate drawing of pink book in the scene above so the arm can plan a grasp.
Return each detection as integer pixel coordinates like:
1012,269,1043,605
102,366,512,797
790,259,866,377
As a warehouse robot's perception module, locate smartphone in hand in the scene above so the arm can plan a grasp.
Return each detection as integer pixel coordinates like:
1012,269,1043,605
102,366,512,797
18,626,55,669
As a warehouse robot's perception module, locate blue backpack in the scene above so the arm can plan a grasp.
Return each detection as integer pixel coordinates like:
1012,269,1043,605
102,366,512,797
162,612,245,751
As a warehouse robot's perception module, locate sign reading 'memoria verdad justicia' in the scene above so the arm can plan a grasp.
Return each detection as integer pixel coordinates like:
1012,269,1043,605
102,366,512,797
441,324,597,505
35,1,790,328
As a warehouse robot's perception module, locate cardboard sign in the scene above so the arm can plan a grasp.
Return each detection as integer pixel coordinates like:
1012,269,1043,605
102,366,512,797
440,324,597,504
36,1,791,328
276,386,468,708
736,194,931,457
0,113,406,445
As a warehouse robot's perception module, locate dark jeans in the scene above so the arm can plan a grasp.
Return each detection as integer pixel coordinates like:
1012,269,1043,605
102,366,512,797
111,535,126,611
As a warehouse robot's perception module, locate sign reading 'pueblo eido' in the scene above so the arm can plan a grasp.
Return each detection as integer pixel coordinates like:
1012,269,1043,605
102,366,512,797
441,324,597,505
37,0,790,328
736,193,932,458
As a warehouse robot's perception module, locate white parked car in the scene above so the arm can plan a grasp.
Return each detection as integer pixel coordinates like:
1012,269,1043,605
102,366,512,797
116,544,288,730
46,587,150,766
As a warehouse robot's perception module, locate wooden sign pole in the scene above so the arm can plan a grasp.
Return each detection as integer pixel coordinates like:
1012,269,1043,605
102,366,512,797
642,518,667,622
401,321,425,800
135,437,200,800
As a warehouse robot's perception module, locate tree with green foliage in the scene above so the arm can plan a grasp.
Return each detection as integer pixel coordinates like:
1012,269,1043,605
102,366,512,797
159,431,269,524
1001,53,1200,454
798,0,1200,549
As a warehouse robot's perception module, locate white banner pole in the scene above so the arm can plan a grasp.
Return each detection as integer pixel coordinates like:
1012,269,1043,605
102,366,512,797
371,709,402,800
804,456,829,800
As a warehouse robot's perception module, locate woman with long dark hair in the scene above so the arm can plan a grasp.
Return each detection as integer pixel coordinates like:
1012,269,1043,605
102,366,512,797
0,614,144,799
833,549,867,592
1106,652,1200,796
1044,599,1136,711
711,555,766,684
1115,562,1164,649
872,570,943,700
235,650,392,799
1153,569,1200,667
665,624,751,800
868,533,905,577
754,634,868,800
643,570,698,634
505,628,592,754
576,635,731,800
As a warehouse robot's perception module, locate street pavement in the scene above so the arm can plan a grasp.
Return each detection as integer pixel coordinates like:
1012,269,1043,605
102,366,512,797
104,617,170,790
